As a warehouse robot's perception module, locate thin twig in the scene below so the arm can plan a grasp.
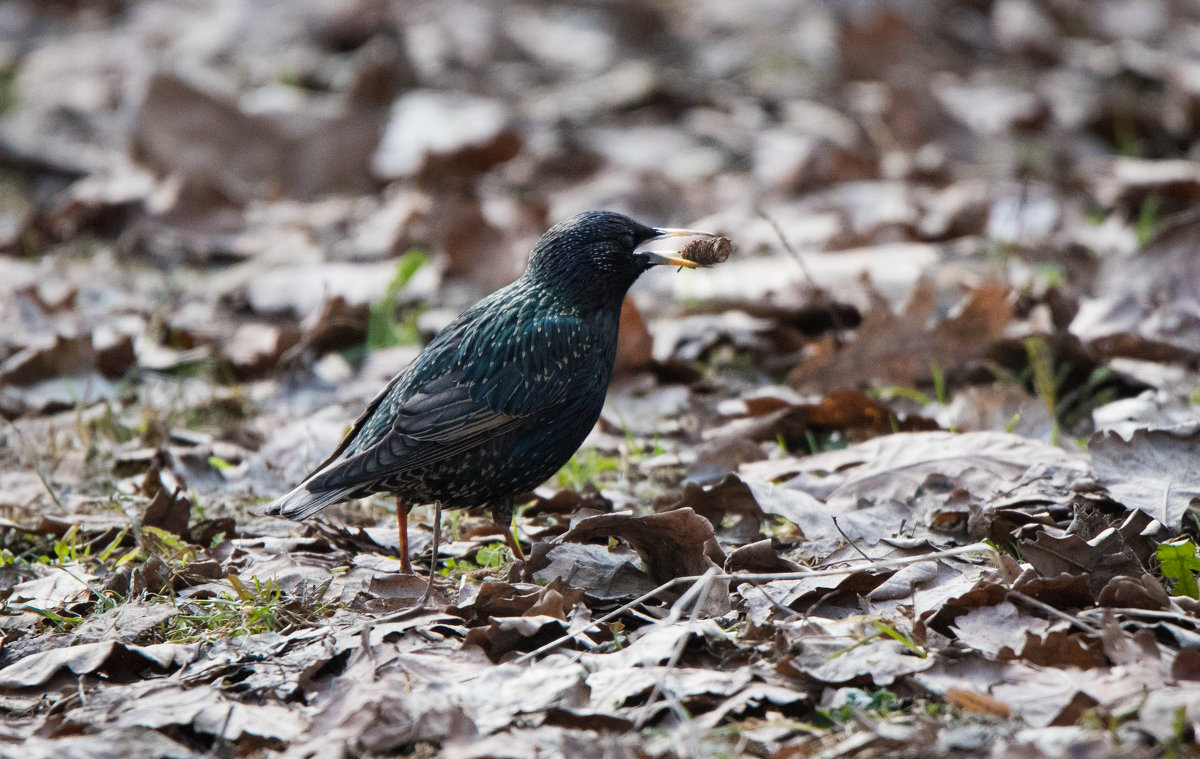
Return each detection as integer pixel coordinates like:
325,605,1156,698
1077,606,1198,626
802,588,844,623
1006,588,1102,636
831,517,874,561
749,583,804,620
758,207,818,288
511,576,691,666
757,206,847,338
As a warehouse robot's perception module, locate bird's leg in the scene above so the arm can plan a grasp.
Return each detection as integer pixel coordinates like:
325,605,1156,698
420,503,442,606
494,499,526,561
396,497,413,575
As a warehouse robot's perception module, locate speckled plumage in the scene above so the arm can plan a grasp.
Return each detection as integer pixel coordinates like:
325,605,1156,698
263,212,701,540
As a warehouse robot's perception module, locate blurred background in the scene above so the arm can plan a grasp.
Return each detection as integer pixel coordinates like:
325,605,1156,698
2,0,1200,510
6,5,1200,752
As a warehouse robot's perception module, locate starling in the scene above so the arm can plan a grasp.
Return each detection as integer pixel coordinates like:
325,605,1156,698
261,211,723,582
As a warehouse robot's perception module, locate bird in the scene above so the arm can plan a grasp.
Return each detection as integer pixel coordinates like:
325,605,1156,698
260,211,720,594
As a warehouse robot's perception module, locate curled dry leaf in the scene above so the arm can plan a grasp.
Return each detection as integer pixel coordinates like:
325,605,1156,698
72,602,181,644
950,601,1054,660
294,671,478,757
133,72,386,201
451,578,584,626
17,728,201,759
663,475,769,541
140,486,193,539
463,615,570,662
528,542,657,601
705,388,938,447
725,539,802,574
1000,629,1105,669
0,641,196,689
555,507,725,584
66,680,305,741
1018,527,1147,595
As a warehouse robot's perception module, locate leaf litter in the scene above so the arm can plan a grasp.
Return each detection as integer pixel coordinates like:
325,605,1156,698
3,1,1200,758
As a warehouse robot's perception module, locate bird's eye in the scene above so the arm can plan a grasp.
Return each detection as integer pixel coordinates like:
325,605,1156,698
620,233,635,249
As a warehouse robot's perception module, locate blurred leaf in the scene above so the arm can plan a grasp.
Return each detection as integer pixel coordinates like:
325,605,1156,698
367,251,428,350
475,543,507,568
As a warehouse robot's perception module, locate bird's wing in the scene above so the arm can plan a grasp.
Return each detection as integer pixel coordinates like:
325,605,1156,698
303,309,591,494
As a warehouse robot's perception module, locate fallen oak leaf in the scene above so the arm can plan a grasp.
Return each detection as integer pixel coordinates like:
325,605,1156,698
16,728,200,759
998,629,1105,669
779,637,933,687
1019,528,1146,595
451,578,584,626
704,388,938,447
950,601,1054,660
66,680,303,741
1096,573,1170,610
725,539,802,574
528,542,657,601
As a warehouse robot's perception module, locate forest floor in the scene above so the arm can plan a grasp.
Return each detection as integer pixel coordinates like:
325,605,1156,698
3,1,1200,757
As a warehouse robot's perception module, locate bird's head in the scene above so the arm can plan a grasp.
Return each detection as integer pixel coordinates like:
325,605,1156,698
524,211,712,311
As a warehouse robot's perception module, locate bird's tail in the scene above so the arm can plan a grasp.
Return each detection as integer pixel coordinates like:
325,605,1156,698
255,482,354,521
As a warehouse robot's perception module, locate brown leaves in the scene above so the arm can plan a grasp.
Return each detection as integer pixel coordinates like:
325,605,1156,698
133,72,387,202
705,388,939,449
6,0,1200,756
789,278,1016,392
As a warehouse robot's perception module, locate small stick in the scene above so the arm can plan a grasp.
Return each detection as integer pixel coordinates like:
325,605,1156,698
832,516,874,562
1006,588,1102,636
758,207,847,339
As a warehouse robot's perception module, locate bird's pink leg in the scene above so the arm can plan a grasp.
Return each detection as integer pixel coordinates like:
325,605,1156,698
396,497,413,574
500,515,526,561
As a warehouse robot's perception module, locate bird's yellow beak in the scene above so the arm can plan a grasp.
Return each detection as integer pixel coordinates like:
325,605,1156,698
635,227,715,268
